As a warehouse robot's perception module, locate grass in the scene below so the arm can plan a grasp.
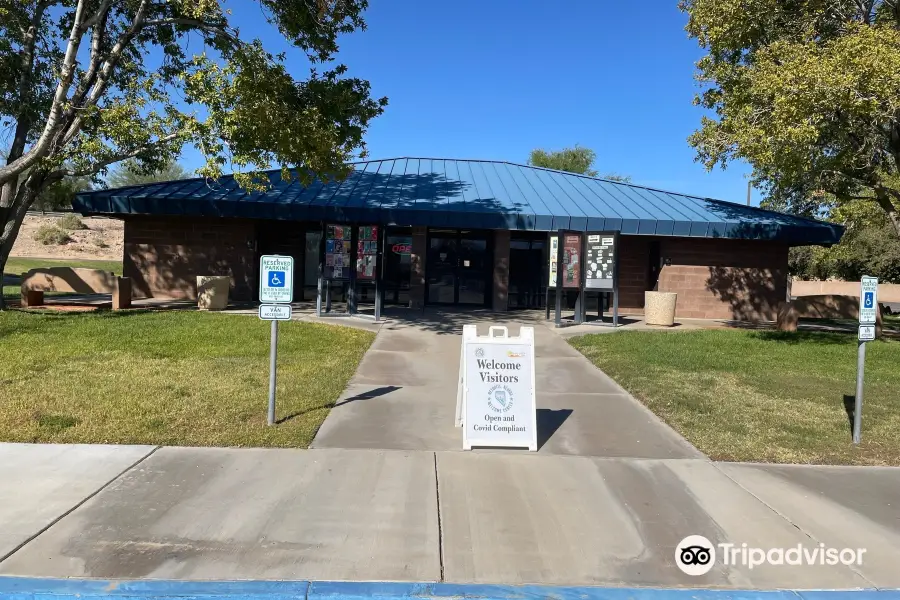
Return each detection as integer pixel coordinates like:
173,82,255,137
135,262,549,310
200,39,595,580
0,310,374,447
3,257,123,300
569,329,900,466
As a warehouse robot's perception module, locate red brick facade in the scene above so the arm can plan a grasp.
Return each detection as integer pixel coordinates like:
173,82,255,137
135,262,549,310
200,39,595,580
123,217,257,300
612,236,789,321
122,216,789,321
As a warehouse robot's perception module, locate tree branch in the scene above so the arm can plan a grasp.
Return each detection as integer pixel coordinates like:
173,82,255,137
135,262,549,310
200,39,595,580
60,0,151,148
143,17,243,47
0,0,89,185
55,133,182,178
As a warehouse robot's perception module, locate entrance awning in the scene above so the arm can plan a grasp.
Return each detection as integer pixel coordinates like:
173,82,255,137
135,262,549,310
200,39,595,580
74,158,843,245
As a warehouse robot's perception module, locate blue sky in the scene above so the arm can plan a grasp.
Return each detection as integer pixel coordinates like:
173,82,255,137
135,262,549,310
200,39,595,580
186,0,758,205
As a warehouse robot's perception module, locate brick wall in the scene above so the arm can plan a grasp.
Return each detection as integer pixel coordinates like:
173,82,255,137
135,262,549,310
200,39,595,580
123,217,257,300
617,236,650,313
492,230,510,311
656,238,789,321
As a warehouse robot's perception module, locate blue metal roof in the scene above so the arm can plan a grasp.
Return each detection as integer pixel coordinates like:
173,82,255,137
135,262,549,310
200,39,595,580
73,158,843,244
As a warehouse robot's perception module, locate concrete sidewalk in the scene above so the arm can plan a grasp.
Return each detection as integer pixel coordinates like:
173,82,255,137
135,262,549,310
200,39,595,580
1,443,898,588
311,311,700,458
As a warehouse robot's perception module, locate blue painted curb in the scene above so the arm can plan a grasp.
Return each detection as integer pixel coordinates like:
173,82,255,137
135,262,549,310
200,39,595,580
0,579,898,600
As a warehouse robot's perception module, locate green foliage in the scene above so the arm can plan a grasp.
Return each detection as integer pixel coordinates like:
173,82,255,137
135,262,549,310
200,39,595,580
529,146,599,176
681,0,900,237
57,213,87,230
107,159,190,188
0,1,387,196
527,146,630,182
788,199,900,283
32,176,92,212
33,225,71,246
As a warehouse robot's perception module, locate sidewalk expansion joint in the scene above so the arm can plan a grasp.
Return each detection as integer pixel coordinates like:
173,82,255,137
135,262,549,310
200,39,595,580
0,444,161,566
433,451,444,582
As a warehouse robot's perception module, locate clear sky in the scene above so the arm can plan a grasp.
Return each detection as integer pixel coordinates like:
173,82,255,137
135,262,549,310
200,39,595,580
188,0,759,206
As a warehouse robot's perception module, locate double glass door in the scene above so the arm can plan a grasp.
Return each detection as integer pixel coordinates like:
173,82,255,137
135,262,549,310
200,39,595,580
427,230,490,306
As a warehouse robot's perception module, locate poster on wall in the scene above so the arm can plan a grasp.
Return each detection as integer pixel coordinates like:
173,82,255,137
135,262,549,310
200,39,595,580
584,233,616,290
548,236,559,287
562,234,581,288
325,224,351,280
356,225,379,280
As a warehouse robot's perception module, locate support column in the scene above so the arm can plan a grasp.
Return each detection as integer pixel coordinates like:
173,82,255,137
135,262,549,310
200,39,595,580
492,229,510,312
409,226,427,309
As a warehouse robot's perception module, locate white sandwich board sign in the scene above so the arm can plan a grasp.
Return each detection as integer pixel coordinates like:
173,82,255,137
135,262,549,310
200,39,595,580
456,324,537,451
259,255,294,303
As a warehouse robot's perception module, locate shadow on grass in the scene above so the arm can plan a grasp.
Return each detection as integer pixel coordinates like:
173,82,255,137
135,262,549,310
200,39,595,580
843,394,856,438
749,330,851,345
276,385,401,424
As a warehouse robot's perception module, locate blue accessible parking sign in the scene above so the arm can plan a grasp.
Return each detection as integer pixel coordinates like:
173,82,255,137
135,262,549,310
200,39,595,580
268,271,286,288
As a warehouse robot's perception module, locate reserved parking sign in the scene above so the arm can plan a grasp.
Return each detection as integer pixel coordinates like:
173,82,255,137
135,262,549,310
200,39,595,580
260,255,293,303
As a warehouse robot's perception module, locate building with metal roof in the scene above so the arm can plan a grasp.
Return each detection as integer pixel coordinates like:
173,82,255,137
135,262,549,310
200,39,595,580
73,158,843,322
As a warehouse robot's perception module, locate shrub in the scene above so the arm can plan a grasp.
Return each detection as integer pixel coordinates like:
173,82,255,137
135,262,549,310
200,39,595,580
93,237,109,249
34,225,71,245
57,213,88,230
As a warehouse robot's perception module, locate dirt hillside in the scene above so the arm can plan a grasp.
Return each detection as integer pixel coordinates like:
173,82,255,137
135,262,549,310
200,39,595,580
10,214,123,261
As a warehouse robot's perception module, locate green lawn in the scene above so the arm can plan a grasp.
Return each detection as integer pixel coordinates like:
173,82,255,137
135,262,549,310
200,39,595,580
570,329,900,466
3,257,123,299
0,310,373,447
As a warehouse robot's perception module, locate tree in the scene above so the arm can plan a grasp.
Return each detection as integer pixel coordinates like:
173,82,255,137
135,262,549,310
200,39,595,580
33,175,92,212
529,146,599,177
789,198,900,283
0,0,387,308
107,159,189,188
527,146,631,181
681,0,900,239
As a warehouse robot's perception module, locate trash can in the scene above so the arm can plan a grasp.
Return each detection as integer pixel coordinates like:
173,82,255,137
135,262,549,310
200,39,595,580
645,291,677,326
197,276,230,311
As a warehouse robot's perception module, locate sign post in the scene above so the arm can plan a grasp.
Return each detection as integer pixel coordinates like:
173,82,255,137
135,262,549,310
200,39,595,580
583,231,619,327
853,275,878,444
457,325,537,451
259,255,294,426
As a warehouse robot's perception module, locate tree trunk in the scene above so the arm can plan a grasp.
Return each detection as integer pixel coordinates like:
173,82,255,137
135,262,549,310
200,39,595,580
874,187,900,241
0,179,40,310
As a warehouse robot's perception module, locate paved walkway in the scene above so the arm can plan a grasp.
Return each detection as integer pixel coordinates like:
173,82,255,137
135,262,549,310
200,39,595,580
1,443,899,588
311,309,700,457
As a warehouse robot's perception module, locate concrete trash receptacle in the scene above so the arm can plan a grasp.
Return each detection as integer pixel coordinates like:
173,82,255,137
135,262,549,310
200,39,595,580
645,291,677,326
197,276,230,310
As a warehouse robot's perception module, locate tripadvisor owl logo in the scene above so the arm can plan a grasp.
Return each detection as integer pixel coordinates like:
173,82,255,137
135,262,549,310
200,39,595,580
488,384,514,412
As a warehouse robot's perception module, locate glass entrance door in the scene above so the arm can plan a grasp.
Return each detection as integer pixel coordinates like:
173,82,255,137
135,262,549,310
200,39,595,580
427,230,490,306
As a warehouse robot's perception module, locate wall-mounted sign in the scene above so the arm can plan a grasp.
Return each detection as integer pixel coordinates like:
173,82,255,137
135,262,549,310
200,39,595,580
561,234,581,288
325,224,351,280
548,236,559,287
585,233,617,290
356,225,378,280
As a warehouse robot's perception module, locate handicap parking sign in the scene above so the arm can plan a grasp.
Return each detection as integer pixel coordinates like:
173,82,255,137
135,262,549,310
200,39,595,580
864,291,874,309
260,255,293,303
268,271,286,288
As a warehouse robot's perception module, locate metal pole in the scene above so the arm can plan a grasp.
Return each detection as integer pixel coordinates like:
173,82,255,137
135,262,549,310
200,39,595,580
613,289,619,327
267,319,278,426
852,341,866,444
